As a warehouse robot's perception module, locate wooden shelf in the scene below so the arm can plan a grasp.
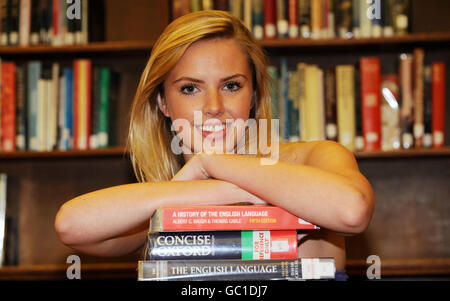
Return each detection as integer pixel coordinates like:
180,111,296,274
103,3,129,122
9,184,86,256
0,263,137,281
1,146,449,160
260,31,450,48
355,146,450,159
2,32,450,55
1,258,449,280
0,147,128,159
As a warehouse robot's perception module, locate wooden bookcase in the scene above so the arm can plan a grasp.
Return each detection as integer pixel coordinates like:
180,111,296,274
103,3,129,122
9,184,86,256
0,0,449,280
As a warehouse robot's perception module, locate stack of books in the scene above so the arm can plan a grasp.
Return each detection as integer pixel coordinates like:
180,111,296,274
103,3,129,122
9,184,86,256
138,205,336,281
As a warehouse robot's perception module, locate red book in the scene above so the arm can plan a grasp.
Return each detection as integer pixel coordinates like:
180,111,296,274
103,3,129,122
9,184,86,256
288,0,298,39
1,62,16,152
264,0,276,39
150,206,319,232
360,57,382,150
431,62,446,148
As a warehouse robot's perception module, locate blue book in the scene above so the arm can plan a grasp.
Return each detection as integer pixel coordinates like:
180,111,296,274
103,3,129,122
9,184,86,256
280,58,289,142
27,61,42,151
64,68,74,150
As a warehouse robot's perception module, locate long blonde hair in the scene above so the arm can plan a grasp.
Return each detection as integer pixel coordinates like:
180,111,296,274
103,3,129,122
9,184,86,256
127,10,274,183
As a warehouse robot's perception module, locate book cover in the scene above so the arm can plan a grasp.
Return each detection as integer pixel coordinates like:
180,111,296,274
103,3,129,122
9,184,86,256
381,74,401,151
138,258,335,281
360,57,382,151
147,230,298,260
1,62,16,152
431,62,446,148
336,65,355,151
150,206,319,232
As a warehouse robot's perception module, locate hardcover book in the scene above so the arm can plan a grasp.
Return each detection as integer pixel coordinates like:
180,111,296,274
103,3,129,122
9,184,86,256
150,206,319,232
138,258,335,281
147,230,298,260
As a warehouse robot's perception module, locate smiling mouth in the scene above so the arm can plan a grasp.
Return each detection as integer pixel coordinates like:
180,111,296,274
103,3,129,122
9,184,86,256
194,122,234,139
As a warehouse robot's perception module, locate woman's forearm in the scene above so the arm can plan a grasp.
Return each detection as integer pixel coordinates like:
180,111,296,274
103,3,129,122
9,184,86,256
201,154,372,234
55,179,264,252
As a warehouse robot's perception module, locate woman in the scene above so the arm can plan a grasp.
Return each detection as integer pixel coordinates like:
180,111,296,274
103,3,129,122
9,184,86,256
55,10,374,280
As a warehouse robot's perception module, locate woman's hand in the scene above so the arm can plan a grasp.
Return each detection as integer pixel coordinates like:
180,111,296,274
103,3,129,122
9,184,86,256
172,153,209,181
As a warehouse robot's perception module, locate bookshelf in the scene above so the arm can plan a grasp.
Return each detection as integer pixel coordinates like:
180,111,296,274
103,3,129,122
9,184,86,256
0,0,449,280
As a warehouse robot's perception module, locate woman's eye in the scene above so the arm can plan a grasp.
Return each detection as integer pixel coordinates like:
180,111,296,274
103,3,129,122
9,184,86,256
180,84,198,95
224,81,241,92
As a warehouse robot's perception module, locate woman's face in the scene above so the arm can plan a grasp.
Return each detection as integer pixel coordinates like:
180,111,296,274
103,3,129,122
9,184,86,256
158,38,254,159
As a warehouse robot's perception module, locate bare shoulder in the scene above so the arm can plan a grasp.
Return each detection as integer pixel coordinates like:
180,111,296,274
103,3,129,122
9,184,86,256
280,140,359,173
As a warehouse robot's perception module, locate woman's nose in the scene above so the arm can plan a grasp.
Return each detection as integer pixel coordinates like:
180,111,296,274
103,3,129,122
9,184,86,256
202,89,224,117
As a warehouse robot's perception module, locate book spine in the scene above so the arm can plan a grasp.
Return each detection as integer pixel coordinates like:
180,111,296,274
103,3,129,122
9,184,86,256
27,61,41,151
213,0,228,11
279,57,289,142
351,0,359,38
64,68,74,150
0,0,8,46
15,66,27,151
19,0,31,46
97,67,110,148
148,230,298,260
354,67,363,151
287,70,300,141
336,65,355,151
151,206,319,232
243,0,252,31
360,57,382,151
1,62,16,151
267,66,278,120
287,0,298,39
324,67,337,141
431,62,445,148
298,0,310,38
263,0,276,39
392,0,409,35
276,0,289,39
9,0,18,45
138,258,336,281
29,0,40,45
381,74,400,151
229,0,242,19
423,65,432,148
399,53,414,149
310,0,322,39
252,0,263,40
413,48,425,148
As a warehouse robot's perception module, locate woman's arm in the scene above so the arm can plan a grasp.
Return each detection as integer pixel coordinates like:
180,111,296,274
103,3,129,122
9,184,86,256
175,141,374,235
54,179,265,257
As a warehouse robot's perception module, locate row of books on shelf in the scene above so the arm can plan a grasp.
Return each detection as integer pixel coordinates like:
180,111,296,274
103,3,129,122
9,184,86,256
173,0,411,40
139,205,335,281
0,0,105,47
0,58,120,152
269,50,446,151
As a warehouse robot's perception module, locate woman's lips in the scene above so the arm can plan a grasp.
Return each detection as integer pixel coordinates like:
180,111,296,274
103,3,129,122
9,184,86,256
194,122,232,139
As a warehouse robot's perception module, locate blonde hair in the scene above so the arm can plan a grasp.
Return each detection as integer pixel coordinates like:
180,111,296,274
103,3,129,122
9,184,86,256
127,10,274,183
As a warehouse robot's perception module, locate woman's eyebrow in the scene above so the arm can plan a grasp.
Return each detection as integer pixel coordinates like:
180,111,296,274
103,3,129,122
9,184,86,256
172,74,247,84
